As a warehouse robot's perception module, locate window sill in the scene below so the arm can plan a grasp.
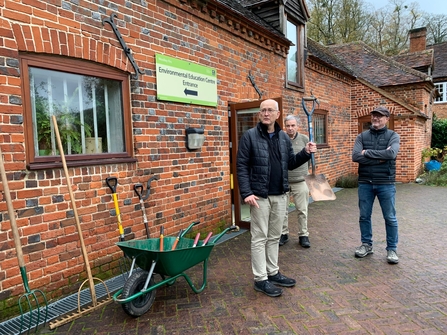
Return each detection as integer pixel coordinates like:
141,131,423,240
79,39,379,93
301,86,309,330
28,156,137,170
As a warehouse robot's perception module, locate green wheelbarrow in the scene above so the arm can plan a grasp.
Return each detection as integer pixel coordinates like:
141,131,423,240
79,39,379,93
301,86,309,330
112,222,238,317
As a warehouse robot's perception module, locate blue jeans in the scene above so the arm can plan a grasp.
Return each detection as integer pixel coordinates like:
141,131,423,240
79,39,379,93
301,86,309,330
358,183,398,251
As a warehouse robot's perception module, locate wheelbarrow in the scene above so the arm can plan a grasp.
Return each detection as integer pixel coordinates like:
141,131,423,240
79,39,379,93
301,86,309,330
112,222,238,317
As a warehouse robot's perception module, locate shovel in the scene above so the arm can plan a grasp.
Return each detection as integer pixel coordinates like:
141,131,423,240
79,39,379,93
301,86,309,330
301,96,336,201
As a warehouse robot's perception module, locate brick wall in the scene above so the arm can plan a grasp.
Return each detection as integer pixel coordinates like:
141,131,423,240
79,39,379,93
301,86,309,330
0,0,291,319
433,102,447,119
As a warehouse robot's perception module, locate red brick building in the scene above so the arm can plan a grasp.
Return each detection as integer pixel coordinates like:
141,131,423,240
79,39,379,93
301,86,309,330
0,0,434,320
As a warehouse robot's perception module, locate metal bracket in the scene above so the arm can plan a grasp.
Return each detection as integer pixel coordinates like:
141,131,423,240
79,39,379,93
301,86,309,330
103,13,144,80
248,71,263,99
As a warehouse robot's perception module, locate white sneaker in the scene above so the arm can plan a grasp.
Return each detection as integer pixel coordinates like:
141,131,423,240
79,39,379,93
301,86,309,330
387,250,399,264
355,243,373,258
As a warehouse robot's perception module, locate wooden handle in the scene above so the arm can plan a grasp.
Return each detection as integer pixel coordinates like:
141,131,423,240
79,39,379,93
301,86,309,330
52,115,97,306
0,146,26,268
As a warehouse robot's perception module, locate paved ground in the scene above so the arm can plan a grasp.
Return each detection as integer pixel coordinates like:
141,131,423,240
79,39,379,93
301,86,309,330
37,183,447,334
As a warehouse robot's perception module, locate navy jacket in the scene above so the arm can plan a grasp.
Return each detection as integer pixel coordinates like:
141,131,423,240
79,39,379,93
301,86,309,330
236,122,311,199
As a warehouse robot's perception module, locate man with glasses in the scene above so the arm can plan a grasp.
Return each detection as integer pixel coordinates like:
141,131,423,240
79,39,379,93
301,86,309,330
237,99,317,297
352,106,400,264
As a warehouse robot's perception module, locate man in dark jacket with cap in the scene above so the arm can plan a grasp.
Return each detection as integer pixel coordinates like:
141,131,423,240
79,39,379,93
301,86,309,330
237,99,317,297
352,106,400,264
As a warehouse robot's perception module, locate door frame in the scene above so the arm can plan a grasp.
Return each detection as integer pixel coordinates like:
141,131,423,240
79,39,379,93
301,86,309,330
229,98,283,229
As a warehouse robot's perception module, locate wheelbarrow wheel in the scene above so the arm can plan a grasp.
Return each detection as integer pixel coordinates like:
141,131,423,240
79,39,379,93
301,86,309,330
121,269,156,317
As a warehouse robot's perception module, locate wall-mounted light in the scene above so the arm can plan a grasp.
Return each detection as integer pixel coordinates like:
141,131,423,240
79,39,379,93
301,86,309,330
186,127,205,150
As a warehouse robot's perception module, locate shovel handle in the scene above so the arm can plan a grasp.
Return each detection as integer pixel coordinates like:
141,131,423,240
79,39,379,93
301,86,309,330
106,176,117,193
302,97,319,175
134,183,144,199
133,176,159,201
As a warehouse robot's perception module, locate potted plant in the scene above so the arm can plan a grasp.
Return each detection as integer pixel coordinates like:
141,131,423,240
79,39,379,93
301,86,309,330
35,88,92,156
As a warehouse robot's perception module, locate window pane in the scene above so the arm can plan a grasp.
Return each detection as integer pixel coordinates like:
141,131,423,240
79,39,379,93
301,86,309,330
435,83,445,102
287,20,297,83
30,67,124,156
313,114,326,144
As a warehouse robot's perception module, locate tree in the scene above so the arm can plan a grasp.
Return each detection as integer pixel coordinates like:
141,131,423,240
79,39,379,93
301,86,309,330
307,0,370,44
423,14,447,45
306,0,447,55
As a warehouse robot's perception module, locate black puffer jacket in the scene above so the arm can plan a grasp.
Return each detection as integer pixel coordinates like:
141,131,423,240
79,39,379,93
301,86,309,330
236,122,311,199
352,126,400,184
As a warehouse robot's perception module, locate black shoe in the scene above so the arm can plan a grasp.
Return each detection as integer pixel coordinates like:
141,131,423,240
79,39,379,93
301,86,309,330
299,236,310,248
267,271,296,287
254,280,283,297
279,234,289,246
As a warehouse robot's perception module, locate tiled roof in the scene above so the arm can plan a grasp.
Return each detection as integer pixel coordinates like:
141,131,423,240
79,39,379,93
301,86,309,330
327,41,430,87
391,49,433,74
430,42,447,79
217,0,286,38
307,39,355,76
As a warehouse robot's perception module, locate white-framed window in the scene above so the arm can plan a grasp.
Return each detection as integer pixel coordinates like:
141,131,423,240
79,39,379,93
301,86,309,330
435,82,446,103
21,54,134,169
286,19,305,89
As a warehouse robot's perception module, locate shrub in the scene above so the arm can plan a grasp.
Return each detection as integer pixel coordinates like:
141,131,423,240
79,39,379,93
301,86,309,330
418,160,447,187
432,114,447,149
335,173,358,188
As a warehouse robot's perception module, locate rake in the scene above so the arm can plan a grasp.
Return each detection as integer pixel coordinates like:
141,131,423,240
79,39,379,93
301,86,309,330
0,145,48,334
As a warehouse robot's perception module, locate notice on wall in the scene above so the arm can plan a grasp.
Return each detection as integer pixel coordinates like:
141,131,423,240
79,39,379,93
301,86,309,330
155,54,218,107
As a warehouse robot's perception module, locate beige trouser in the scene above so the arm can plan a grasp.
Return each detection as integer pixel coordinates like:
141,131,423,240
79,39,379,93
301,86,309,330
250,194,288,282
282,181,309,237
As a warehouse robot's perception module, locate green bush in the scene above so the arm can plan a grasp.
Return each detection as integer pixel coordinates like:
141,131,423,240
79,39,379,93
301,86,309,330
335,173,358,188
432,114,447,149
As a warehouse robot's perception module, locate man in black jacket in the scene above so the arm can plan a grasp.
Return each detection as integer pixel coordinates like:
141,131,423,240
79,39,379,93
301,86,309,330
236,99,317,297
352,106,400,264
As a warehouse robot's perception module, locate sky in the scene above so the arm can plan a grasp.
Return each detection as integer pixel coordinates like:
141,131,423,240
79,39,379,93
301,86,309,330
368,0,447,15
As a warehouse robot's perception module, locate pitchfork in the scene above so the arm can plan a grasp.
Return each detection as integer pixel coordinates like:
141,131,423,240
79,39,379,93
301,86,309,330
0,146,48,334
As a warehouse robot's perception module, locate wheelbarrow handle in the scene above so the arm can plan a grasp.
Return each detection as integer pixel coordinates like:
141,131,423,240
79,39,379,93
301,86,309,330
106,176,118,193
180,221,200,238
211,225,239,244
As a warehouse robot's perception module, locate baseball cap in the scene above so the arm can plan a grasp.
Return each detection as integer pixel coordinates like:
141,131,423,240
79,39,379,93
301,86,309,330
371,106,390,117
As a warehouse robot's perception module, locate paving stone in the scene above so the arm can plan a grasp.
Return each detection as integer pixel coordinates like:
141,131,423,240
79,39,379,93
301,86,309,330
37,184,447,334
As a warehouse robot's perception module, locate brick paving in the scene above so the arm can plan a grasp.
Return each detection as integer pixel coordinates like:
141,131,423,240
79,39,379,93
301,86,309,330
38,183,447,335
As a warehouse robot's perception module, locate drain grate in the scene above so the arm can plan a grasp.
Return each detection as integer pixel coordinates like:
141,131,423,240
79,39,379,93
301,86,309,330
0,275,126,335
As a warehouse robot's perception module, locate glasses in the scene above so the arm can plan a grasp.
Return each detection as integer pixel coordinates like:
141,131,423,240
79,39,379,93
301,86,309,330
371,114,386,119
260,108,278,114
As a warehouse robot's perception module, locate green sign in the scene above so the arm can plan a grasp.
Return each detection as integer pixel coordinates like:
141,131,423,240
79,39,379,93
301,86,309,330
155,54,218,107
